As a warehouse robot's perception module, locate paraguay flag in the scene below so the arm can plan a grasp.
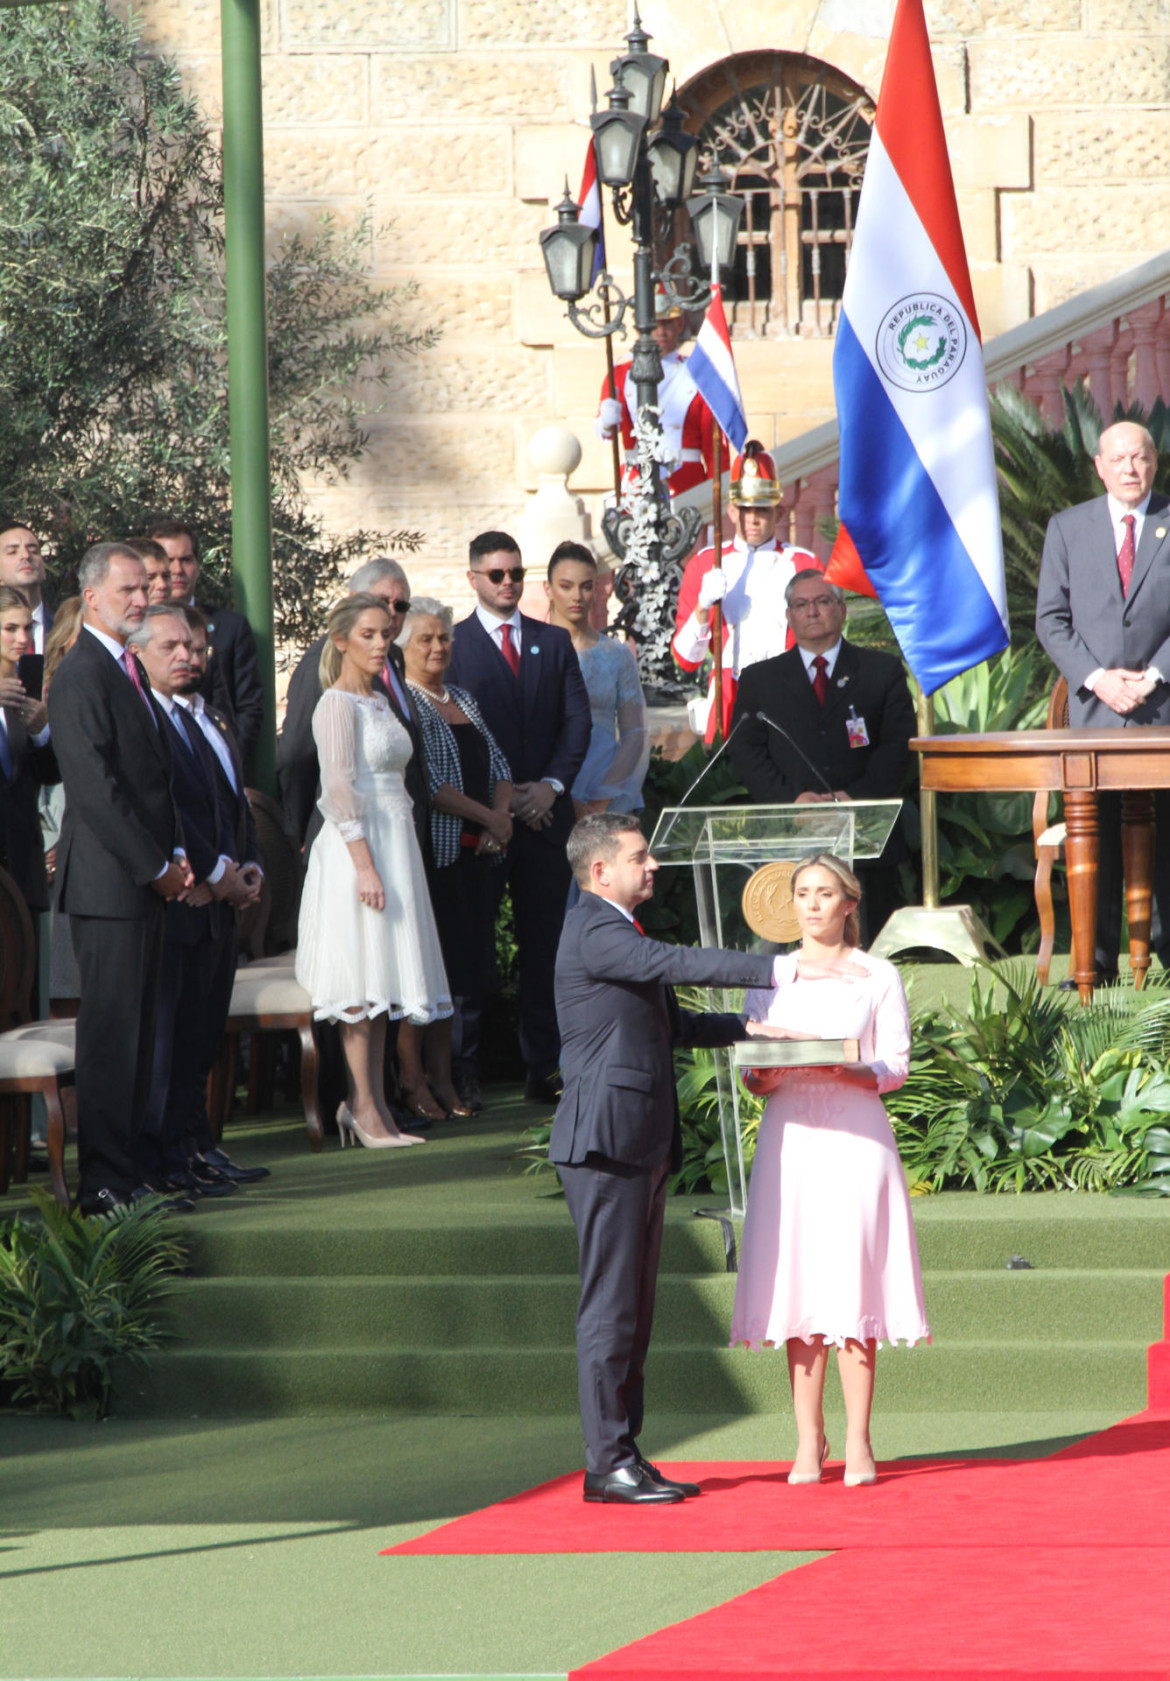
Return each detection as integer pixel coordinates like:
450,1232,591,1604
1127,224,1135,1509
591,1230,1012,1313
579,140,605,284
829,0,1009,694
687,282,749,453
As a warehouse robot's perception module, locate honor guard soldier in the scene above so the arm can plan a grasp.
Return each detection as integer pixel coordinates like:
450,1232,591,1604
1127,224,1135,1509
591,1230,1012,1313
672,442,822,741
595,288,714,503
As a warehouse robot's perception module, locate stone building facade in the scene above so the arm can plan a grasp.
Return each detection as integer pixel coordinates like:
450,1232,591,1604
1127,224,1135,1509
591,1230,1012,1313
136,0,1170,603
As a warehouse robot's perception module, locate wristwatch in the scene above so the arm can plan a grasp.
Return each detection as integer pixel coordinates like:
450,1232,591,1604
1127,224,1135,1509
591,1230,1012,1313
544,778,565,797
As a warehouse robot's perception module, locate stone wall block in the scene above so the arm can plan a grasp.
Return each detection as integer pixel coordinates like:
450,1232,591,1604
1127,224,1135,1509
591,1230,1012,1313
357,129,512,195
970,262,1032,339
1035,113,1170,181
379,347,551,414
372,198,547,268
283,0,453,50
261,54,370,126
138,0,278,53
1089,0,1170,29
955,188,998,264
342,415,517,490
970,41,1170,106
374,274,514,339
1002,187,1170,258
372,54,569,123
946,114,1031,190
514,271,590,348
927,0,1079,30
515,125,595,203
265,135,363,198
459,0,627,47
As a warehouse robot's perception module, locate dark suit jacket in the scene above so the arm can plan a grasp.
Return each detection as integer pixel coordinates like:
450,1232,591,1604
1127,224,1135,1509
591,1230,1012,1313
447,613,591,849
1036,491,1170,727
49,628,183,920
0,711,58,911
158,704,232,946
197,602,264,775
17,602,52,701
730,639,915,806
201,702,261,867
550,894,775,1171
277,638,430,857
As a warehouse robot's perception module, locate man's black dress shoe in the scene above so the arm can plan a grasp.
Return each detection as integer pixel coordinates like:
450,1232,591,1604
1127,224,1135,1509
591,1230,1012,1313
168,1169,234,1200
635,1449,701,1498
456,1077,485,1114
582,1465,684,1504
203,1147,270,1182
524,1072,563,1105
77,1187,131,1217
133,1184,198,1214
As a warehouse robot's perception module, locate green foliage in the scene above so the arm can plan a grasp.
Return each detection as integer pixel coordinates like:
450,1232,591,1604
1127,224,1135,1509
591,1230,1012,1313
672,1042,763,1197
0,0,435,656
0,1188,187,1417
888,963,1170,1194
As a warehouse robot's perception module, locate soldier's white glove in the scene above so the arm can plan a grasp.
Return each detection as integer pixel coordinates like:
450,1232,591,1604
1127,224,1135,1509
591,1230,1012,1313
595,397,623,440
698,568,727,608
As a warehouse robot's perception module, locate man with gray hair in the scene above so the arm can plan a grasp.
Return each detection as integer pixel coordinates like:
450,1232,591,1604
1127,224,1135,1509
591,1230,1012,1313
48,543,192,1215
277,556,429,858
729,567,915,941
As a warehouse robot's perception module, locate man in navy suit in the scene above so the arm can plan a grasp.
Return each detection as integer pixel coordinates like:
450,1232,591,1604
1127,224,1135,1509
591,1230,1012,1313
552,813,781,1501
0,522,53,700
150,518,265,778
447,531,591,1103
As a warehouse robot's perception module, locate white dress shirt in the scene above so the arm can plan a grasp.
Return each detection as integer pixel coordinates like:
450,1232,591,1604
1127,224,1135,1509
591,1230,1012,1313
31,600,44,655
1086,493,1162,693
797,640,843,683
475,602,523,655
175,691,238,793
152,687,226,884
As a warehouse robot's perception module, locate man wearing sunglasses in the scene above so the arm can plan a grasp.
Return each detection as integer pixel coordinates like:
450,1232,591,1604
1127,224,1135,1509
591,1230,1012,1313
448,530,591,1105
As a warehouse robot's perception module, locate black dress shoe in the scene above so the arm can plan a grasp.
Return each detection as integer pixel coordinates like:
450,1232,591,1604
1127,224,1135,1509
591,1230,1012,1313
133,1184,198,1214
190,1157,236,1188
168,1169,234,1200
455,1077,484,1114
524,1072,563,1105
635,1449,701,1497
582,1464,684,1504
203,1147,270,1182
77,1187,131,1217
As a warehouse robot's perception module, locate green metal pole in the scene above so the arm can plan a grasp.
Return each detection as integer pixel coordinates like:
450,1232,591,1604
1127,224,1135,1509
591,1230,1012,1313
220,0,276,794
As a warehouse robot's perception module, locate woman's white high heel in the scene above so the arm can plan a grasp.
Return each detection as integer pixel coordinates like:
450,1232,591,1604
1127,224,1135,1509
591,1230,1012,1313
787,1437,830,1485
337,1104,423,1148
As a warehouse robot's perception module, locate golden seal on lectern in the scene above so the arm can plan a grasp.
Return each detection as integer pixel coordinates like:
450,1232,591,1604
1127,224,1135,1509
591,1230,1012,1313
741,860,801,943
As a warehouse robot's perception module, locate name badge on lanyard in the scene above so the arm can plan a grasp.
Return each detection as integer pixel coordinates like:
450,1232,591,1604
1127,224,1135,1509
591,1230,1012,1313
846,707,870,749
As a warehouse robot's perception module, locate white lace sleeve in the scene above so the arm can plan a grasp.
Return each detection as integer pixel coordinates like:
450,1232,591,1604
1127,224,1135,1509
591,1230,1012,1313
597,646,651,805
313,689,366,842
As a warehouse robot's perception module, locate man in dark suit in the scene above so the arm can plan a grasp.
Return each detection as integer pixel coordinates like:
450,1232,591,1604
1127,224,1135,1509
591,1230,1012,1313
277,557,430,861
0,595,58,916
129,605,253,1203
48,543,191,1215
177,606,269,1186
150,518,265,779
1036,419,1170,975
447,531,591,1103
0,522,53,700
552,812,781,1503
730,570,915,941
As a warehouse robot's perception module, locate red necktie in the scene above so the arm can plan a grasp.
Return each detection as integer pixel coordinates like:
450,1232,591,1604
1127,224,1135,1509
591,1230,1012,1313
499,623,520,676
122,649,157,725
812,654,829,705
1118,514,1136,596
633,917,645,936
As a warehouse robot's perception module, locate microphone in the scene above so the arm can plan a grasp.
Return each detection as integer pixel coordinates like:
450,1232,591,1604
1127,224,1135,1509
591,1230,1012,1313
675,710,750,807
754,710,840,802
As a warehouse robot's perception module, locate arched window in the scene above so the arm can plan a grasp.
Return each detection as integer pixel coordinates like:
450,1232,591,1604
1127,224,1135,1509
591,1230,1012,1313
678,52,873,339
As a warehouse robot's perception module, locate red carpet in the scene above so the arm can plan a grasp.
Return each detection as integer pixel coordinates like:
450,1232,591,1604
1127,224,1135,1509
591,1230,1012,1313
385,1412,1170,1679
385,1412,1170,1556
573,1546,1170,1679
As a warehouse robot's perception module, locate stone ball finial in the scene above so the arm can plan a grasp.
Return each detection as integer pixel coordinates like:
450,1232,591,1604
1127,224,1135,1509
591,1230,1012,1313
528,425,582,480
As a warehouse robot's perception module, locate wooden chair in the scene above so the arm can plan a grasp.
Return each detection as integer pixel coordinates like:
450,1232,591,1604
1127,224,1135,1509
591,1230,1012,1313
0,864,73,1206
1033,676,1069,985
212,953,323,1152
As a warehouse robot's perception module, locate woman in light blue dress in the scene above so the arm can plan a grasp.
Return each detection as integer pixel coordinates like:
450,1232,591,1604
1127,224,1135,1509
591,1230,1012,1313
543,542,649,819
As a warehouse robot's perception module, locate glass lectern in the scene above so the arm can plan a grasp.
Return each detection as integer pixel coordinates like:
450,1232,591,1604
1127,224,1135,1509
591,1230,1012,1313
647,800,902,1216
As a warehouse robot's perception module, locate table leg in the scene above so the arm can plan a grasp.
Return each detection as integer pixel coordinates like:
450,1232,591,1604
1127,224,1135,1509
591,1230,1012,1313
1121,789,1155,990
1064,789,1099,1003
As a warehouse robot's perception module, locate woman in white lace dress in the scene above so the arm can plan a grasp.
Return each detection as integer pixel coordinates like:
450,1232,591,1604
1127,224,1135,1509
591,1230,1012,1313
295,594,452,1148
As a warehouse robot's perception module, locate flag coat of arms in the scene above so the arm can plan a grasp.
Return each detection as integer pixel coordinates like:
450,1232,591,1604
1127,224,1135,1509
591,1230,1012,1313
829,0,1009,694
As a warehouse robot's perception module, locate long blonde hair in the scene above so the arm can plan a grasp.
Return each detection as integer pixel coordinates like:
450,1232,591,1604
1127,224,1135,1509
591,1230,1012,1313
43,596,84,692
790,852,863,947
317,592,391,691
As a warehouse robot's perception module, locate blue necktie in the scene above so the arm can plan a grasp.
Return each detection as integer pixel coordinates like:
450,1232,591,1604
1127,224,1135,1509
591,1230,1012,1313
0,717,12,782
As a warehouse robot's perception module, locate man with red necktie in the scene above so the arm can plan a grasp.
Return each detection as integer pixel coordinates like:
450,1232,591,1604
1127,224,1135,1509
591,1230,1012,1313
1037,419,1170,979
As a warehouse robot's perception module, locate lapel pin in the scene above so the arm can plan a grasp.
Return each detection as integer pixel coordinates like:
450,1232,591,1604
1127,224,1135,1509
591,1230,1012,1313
1157,528,1166,540
530,645,539,656
837,675,849,687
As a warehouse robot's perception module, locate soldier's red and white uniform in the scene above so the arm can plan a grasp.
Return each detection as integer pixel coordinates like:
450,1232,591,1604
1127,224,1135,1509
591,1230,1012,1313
598,354,715,500
672,444,823,743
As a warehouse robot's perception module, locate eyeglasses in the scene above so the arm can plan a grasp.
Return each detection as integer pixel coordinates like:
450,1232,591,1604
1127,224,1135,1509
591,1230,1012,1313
472,566,526,585
788,595,840,613
387,598,410,614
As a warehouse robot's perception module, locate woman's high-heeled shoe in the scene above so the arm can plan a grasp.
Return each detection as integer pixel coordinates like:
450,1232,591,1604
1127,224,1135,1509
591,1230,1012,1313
400,1083,447,1123
337,1104,423,1148
844,1451,877,1488
787,1437,830,1486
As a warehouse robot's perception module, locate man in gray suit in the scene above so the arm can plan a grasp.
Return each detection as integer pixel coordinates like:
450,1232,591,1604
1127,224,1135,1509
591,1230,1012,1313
551,812,783,1504
1036,419,1170,975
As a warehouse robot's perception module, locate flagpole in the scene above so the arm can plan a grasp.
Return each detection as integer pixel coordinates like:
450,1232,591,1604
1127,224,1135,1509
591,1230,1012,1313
709,412,724,744
586,79,624,505
917,688,939,908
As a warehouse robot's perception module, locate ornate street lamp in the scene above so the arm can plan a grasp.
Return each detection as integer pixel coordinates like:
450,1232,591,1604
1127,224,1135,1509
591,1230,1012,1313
538,19,743,694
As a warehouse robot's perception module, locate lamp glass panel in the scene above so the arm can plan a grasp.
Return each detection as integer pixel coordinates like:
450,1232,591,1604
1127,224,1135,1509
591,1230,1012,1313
647,136,683,203
622,57,667,124
595,117,639,186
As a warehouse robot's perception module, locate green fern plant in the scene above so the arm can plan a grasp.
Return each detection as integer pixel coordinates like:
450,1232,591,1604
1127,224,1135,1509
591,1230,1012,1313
0,1188,187,1417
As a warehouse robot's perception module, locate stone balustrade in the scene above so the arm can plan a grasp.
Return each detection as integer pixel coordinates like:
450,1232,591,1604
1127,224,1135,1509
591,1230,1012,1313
675,250,1170,563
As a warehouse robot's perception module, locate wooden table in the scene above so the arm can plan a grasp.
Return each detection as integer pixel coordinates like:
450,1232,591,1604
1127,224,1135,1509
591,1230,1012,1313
911,727,1170,1001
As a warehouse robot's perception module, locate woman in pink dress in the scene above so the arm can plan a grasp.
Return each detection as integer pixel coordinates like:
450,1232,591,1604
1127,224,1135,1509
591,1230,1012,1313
730,853,929,1487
